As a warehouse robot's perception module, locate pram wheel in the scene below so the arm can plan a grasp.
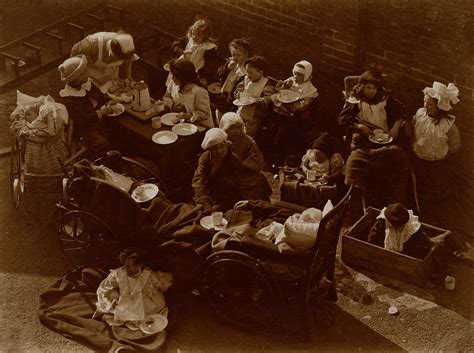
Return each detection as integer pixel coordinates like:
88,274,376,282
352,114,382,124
58,210,120,268
202,251,282,327
10,139,24,208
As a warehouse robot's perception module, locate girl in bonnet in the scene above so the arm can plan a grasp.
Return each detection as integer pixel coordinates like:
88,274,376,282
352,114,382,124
271,60,319,166
409,81,461,201
57,55,114,158
192,128,243,212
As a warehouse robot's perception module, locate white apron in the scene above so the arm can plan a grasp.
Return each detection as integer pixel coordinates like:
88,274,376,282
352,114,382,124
87,32,123,92
237,76,268,137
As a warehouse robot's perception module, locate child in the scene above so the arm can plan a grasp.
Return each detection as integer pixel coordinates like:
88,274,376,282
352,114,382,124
96,247,173,332
232,56,275,138
271,60,319,165
301,132,344,185
215,38,251,116
171,18,219,85
409,81,460,201
338,68,404,140
367,203,432,259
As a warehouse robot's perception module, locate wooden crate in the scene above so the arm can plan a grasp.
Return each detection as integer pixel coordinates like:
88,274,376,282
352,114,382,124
341,207,450,287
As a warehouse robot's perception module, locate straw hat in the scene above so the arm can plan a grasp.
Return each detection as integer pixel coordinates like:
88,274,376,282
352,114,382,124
58,55,88,83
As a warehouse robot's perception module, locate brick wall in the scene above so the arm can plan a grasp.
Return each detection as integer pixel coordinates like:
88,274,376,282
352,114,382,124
116,0,473,234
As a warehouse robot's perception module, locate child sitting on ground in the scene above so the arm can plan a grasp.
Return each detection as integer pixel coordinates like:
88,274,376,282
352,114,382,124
95,247,173,333
367,203,432,259
301,132,344,185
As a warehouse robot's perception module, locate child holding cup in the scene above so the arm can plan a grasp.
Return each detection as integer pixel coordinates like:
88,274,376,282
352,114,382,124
301,132,344,185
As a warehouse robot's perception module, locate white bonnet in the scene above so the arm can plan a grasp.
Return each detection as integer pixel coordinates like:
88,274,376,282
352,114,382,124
201,128,229,150
423,81,459,111
293,60,313,82
219,112,245,131
115,33,135,55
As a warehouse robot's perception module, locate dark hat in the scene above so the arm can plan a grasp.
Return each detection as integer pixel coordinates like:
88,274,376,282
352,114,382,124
384,203,409,227
312,132,332,155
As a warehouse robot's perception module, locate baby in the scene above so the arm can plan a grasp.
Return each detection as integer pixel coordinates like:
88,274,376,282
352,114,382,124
95,247,173,333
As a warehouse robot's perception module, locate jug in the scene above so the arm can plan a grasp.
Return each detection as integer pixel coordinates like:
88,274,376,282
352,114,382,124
132,81,151,112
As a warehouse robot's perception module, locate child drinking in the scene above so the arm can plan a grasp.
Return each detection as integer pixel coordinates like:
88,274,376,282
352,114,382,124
301,132,344,185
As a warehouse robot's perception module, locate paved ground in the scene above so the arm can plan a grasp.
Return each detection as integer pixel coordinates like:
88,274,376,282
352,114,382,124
0,154,473,352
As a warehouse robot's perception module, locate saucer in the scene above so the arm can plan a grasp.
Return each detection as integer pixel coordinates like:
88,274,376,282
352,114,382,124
172,123,197,136
161,112,181,126
152,131,178,145
200,215,228,230
140,314,168,334
368,135,393,144
277,89,300,103
233,96,258,106
131,184,159,203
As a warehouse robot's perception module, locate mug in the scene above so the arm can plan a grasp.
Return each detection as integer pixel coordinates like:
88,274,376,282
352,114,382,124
212,211,223,226
152,116,162,129
307,170,317,182
444,276,455,290
155,101,165,113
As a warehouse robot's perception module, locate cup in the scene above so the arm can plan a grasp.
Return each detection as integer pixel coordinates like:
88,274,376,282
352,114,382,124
444,276,455,290
307,170,317,182
152,116,162,129
212,211,223,226
155,101,165,113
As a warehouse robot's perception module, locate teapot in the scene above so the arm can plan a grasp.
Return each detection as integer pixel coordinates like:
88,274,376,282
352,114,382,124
132,81,151,112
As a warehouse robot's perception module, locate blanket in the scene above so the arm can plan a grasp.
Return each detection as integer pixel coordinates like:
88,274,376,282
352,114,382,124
39,267,168,353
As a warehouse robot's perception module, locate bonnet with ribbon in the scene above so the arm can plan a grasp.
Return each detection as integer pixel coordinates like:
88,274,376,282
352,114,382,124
423,81,460,111
293,60,313,82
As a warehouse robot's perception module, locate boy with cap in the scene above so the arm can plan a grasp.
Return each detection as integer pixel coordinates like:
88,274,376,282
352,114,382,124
70,31,137,91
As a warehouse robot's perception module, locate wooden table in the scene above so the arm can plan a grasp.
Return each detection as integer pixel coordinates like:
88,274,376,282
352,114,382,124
105,112,207,201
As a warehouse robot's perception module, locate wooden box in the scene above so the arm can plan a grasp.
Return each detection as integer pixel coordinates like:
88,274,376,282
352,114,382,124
341,207,450,287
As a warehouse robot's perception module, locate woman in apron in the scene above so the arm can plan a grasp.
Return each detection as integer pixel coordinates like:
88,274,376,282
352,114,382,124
70,32,137,93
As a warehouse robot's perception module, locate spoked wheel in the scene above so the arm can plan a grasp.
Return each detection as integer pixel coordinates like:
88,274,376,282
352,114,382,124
10,139,24,209
202,251,282,327
58,210,120,268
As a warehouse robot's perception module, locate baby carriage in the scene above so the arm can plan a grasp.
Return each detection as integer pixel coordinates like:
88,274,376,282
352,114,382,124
9,94,71,209
201,185,353,336
57,149,165,268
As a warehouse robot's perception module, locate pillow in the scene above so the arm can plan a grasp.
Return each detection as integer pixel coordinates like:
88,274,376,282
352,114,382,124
275,215,320,253
16,90,42,108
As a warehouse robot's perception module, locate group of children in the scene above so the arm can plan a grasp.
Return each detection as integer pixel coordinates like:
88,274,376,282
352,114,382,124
16,17,462,334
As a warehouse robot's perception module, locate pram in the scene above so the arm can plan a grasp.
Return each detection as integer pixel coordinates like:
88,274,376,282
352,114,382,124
201,185,353,336
9,96,71,209
57,150,165,268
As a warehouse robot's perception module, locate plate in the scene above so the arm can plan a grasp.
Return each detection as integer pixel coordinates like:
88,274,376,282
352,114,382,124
161,112,181,126
152,131,178,145
102,103,125,117
200,215,228,230
140,314,168,334
233,96,258,106
277,89,301,103
207,82,222,94
368,135,393,144
131,183,159,203
172,123,198,136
